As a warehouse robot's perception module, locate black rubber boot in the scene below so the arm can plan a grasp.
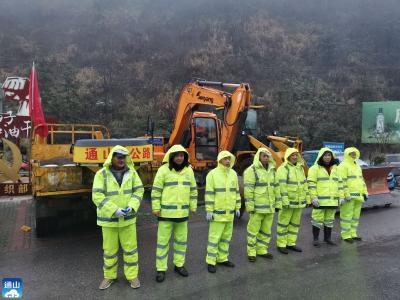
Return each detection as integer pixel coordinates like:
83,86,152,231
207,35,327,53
207,264,216,273
277,247,289,254
218,261,235,268
174,265,189,277
312,226,321,247
324,226,336,246
286,245,302,252
248,256,256,262
156,271,165,283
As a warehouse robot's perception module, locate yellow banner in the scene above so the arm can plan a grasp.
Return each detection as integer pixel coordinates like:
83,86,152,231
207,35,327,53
73,144,153,163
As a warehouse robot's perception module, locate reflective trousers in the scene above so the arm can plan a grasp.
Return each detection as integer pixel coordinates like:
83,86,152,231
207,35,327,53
311,208,336,229
340,200,362,239
247,213,274,256
102,224,138,280
156,220,188,271
206,221,233,265
276,208,302,247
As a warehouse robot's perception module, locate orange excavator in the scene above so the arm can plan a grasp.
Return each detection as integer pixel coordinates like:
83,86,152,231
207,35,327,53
144,79,303,185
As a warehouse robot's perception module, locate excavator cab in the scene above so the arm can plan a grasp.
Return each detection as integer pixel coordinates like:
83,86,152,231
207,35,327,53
193,116,218,161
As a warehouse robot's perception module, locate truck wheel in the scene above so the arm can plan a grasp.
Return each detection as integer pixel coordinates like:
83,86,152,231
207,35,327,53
384,203,392,208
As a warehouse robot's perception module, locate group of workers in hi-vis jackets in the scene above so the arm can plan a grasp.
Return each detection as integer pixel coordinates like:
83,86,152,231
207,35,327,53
92,144,368,290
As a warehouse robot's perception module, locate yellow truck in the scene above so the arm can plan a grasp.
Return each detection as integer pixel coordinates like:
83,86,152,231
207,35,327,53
31,123,153,236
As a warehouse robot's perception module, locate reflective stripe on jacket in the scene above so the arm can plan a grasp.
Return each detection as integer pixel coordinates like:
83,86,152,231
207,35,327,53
151,145,198,218
205,151,241,222
92,145,144,227
277,147,310,208
338,147,367,202
244,148,280,213
307,147,344,207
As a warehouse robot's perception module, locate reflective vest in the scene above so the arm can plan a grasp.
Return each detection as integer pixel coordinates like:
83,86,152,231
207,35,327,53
151,145,198,218
244,148,280,213
92,145,144,227
205,151,241,222
277,148,310,208
307,164,344,206
338,147,368,202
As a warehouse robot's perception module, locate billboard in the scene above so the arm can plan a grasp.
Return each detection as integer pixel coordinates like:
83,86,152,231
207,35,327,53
362,101,400,144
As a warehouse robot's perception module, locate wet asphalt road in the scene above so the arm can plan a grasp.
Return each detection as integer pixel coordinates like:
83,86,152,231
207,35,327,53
0,192,399,300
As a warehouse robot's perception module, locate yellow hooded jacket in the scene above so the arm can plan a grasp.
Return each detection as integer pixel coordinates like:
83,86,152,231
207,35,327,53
276,147,310,208
151,145,198,218
244,148,281,213
338,147,368,202
307,147,344,207
92,145,144,227
205,150,241,222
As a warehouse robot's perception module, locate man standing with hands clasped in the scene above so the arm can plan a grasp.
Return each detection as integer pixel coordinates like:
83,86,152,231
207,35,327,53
205,150,241,273
92,145,144,290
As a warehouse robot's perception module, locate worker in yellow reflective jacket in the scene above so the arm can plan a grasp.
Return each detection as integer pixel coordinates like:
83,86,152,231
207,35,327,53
92,145,144,290
244,148,280,262
338,147,368,243
307,147,344,247
151,145,198,283
205,151,241,273
276,148,310,254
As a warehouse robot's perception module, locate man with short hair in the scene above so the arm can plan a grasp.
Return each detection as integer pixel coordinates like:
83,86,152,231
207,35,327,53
92,145,144,290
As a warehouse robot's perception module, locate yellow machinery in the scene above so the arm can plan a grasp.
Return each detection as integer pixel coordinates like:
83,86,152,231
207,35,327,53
31,124,153,236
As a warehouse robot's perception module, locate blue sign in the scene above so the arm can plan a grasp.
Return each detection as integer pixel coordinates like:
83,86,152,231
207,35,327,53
323,142,345,153
148,137,163,146
2,278,23,298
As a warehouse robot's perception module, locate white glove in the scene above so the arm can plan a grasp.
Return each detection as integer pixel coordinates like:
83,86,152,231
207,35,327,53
114,208,126,218
122,206,132,214
236,210,241,218
345,196,352,202
339,198,344,206
206,212,214,222
364,193,369,201
311,198,319,207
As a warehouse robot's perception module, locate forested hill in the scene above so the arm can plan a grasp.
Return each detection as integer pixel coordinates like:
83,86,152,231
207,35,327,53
1,0,400,149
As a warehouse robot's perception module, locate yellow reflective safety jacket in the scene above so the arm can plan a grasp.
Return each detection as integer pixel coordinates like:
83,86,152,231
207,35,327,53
151,145,198,218
338,147,368,202
205,151,241,222
277,147,310,208
244,148,281,213
92,145,144,227
307,147,344,207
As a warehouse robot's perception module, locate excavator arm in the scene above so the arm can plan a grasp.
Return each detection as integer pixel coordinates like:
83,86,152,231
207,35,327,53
168,80,252,152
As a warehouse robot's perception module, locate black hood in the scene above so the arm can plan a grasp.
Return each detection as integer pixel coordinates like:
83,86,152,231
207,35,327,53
317,151,339,167
169,151,189,171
